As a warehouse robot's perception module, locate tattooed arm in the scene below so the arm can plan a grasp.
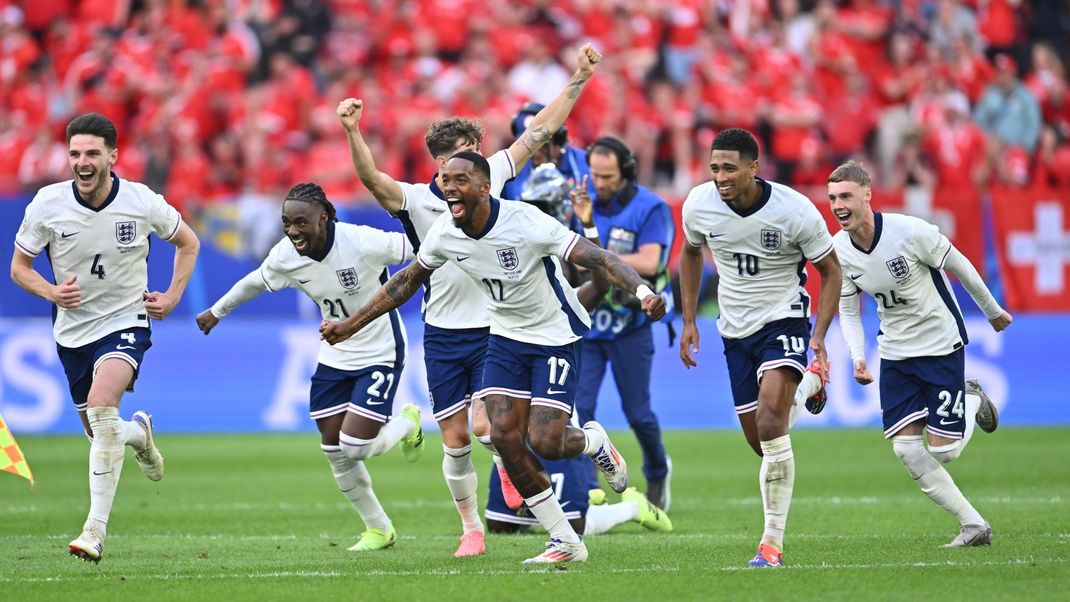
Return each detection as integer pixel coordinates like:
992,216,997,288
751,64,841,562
320,261,433,345
567,237,666,320
507,43,602,169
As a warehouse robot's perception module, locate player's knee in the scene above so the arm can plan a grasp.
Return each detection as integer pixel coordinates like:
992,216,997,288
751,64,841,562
928,440,962,464
528,432,564,460
489,427,523,455
475,434,497,455
338,433,374,461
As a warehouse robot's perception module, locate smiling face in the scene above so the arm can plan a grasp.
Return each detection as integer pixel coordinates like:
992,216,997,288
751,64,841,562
281,199,328,256
828,180,871,233
709,149,758,206
68,134,117,203
440,157,491,229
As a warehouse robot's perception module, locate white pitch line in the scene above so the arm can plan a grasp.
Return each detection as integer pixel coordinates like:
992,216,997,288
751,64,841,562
0,558,1064,584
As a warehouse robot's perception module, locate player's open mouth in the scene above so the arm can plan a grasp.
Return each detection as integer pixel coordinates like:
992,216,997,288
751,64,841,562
76,170,95,185
290,237,309,252
717,184,733,196
834,209,852,227
447,198,466,219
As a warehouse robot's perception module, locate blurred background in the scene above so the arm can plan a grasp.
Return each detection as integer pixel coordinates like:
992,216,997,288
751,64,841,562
1,0,1068,433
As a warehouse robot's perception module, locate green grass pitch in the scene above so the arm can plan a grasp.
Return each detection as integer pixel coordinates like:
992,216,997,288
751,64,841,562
1,428,1067,601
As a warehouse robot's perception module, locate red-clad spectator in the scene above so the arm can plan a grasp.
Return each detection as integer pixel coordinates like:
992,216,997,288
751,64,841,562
302,104,364,201
808,0,856,100
18,127,67,189
77,0,130,26
165,127,212,216
703,54,765,132
769,72,824,180
0,11,41,87
825,71,879,161
662,0,707,85
7,63,55,131
791,136,836,187
923,91,988,188
21,0,73,36
751,22,804,102
835,0,892,73
0,113,31,194
948,33,996,102
43,17,91,78
977,0,1020,53
1024,42,1066,106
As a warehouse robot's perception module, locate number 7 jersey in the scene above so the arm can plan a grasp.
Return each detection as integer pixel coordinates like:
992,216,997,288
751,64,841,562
682,178,834,339
833,212,967,361
14,175,182,348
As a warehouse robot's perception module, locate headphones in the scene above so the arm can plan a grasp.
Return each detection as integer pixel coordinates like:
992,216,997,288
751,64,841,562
511,102,569,147
586,136,637,182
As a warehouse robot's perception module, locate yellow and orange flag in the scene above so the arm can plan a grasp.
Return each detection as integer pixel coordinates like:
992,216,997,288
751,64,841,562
0,411,34,488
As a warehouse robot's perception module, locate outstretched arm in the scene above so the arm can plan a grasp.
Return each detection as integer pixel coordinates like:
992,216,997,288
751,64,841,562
338,98,405,214
567,237,664,319
196,269,269,335
942,246,1012,331
809,251,842,379
321,260,433,345
507,43,602,169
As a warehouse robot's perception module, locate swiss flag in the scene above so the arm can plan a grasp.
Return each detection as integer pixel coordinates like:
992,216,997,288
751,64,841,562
991,188,1070,312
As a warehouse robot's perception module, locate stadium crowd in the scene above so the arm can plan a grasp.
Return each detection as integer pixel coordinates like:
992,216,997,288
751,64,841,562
1,0,1069,218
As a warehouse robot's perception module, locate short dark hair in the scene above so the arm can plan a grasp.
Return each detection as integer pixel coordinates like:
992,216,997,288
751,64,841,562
66,113,118,149
711,128,759,162
285,182,338,222
425,117,483,158
448,151,491,181
827,161,872,188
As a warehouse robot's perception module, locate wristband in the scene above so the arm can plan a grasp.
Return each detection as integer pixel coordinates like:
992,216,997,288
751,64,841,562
583,225,599,238
636,284,655,301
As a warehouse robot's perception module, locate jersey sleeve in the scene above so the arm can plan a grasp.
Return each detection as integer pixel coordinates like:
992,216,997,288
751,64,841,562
795,201,835,262
13,197,51,257
147,190,182,240
680,189,705,248
912,220,953,269
488,149,517,197
529,209,582,261
415,220,447,270
396,181,420,214
258,242,291,292
362,227,413,267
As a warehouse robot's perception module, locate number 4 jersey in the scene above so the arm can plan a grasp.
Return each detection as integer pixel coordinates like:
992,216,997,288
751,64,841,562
682,178,834,339
15,175,182,348
833,212,966,361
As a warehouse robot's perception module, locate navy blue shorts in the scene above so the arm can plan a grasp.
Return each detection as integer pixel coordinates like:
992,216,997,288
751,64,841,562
722,318,811,414
309,363,403,423
485,454,590,527
57,327,152,411
879,347,966,439
477,335,579,414
423,324,489,421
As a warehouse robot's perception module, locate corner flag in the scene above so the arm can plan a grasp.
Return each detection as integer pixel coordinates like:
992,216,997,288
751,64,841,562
0,411,34,488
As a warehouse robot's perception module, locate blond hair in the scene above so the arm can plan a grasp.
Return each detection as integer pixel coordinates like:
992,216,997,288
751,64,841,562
827,161,871,188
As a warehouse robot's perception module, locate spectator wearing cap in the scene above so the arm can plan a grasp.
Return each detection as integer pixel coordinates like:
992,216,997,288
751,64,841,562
973,53,1042,153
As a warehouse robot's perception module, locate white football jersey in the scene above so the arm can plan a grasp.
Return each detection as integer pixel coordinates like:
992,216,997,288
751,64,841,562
395,149,516,329
834,212,966,360
417,198,590,347
14,175,181,348
682,178,834,339
259,222,412,371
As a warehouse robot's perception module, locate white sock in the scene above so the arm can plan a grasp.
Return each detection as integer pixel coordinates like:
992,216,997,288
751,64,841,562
581,426,605,456
893,435,985,526
962,391,981,449
322,445,390,531
339,416,412,460
443,445,483,534
584,502,640,535
524,488,581,544
475,434,497,456
759,434,795,549
795,371,822,403
120,419,146,450
85,407,125,535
